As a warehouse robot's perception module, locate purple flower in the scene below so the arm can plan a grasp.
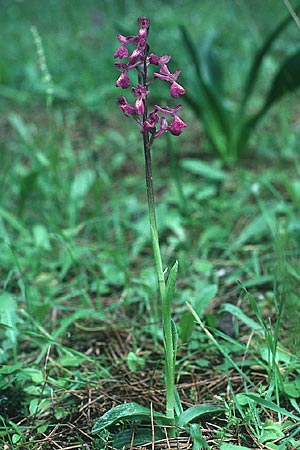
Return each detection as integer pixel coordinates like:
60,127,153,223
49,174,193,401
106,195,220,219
155,117,169,138
168,115,187,136
114,45,128,59
141,111,159,133
137,17,150,39
170,81,186,98
154,104,183,116
116,34,137,46
116,72,130,88
132,85,149,115
154,67,186,98
148,53,171,73
115,62,131,88
128,47,143,65
116,96,136,116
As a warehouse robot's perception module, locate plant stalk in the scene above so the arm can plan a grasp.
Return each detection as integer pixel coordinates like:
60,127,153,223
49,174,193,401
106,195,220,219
142,131,175,433
141,38,175,435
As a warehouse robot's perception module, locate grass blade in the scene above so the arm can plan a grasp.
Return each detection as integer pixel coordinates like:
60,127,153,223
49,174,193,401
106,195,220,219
245,394,300,421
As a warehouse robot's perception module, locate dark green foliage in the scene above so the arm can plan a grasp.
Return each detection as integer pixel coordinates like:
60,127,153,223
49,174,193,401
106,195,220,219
181,6,300,163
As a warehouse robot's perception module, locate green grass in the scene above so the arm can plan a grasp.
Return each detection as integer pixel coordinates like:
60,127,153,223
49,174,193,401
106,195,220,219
1,0,300,448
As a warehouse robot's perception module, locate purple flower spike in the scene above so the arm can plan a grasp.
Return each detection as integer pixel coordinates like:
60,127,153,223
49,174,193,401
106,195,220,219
114,17,186,138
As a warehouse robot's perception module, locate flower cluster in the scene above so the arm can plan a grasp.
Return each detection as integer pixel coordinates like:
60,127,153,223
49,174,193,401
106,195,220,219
114,17,186,139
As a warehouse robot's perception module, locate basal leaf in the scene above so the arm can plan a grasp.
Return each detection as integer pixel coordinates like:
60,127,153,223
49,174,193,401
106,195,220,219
176,404,224,427
92,403,167,434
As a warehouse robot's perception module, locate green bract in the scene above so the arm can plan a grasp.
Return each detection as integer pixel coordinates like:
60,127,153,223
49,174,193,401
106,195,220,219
181,8,300,163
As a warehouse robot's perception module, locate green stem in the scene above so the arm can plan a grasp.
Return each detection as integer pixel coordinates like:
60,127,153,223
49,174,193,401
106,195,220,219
142,132,175,432
143,133,166,302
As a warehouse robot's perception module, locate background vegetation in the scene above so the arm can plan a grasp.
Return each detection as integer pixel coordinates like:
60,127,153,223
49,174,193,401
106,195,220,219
0,0,300,448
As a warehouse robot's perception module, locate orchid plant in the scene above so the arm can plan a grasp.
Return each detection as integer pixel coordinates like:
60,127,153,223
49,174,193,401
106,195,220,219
92,18,223,449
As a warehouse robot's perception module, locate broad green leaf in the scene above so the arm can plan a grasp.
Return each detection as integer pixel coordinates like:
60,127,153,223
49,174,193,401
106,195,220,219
176,404,224,427
92,403,168,434
244,394,300,421
0,364,22,374
70,169,95,204
262,49,300,114
196,31,223,95
193,284,218,317
32,224,51,250
220,303,262,332
261,420,284,443
283,380,300,399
